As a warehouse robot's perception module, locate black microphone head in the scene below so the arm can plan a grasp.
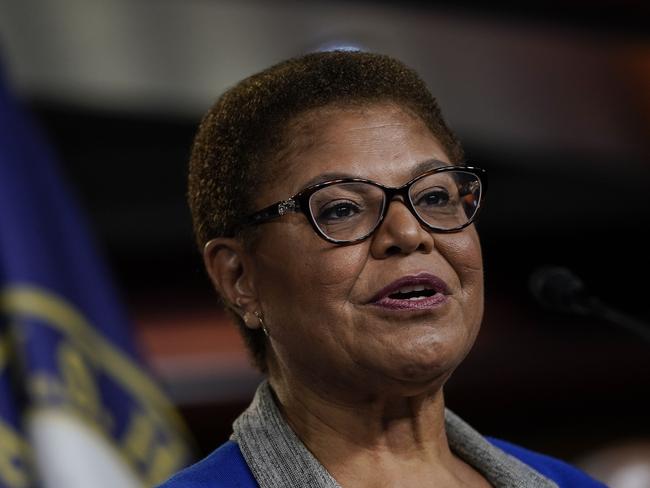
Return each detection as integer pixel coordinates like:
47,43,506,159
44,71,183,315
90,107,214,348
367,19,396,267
529,266,589,314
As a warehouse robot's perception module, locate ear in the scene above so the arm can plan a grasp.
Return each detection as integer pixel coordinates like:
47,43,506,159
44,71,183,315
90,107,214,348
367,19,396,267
203,238,261,329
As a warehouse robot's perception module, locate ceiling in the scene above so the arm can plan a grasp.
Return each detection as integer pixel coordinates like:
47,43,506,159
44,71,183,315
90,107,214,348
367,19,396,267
1,0,649,163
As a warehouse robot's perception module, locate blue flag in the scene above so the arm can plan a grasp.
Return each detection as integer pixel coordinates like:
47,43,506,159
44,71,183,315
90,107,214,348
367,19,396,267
0,69,193,487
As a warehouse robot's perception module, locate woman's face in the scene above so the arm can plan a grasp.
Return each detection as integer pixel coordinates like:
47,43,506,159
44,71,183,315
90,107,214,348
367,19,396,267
251,104,484,396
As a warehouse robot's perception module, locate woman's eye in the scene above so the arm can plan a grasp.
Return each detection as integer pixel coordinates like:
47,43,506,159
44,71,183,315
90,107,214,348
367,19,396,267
319,202,360,221
417,189,451,206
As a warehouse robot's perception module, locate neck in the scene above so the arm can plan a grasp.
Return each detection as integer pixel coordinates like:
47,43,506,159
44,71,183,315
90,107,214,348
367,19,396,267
271,372,447,450
268,368,477,487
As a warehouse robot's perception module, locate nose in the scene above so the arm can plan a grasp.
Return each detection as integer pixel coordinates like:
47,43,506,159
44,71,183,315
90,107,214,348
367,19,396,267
369,197,434,258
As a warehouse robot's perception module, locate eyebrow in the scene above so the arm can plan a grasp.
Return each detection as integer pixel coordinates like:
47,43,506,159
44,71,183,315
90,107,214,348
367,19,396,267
299,158,449,190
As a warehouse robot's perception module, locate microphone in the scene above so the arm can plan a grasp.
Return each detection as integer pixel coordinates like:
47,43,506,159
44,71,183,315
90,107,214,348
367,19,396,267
529,266,650,344
529,266,592,315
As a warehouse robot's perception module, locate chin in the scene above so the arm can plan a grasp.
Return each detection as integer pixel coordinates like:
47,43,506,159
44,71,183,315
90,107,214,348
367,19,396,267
397,360,455,386
375,352,457,391
383,338,469,388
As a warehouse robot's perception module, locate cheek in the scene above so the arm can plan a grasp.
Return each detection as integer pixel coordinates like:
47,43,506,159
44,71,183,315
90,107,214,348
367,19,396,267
438,227,484,327
254,228,371,373
255,224,369,320
439,227,483,286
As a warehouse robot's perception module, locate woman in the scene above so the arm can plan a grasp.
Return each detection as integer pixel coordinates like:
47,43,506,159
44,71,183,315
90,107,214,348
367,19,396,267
160,51,604,487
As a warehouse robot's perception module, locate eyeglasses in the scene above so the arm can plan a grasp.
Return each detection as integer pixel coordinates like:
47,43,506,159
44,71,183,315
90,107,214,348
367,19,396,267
243,165,487,244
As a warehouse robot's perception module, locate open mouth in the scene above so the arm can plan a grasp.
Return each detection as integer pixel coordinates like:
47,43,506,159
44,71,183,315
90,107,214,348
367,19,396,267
388,285,437,301
369,273,450,310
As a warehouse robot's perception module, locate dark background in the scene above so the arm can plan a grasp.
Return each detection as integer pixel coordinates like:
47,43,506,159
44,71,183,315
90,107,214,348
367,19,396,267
1,0,649,469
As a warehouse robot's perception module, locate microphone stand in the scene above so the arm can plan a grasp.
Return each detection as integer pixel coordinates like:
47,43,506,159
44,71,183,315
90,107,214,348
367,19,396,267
530,266,650,346
582,296,650,345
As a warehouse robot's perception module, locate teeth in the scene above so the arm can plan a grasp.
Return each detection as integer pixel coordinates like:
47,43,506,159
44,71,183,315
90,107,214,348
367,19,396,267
397,285,430,294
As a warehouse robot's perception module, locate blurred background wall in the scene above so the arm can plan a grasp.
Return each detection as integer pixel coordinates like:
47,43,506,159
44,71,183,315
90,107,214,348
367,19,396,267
1,0,649,479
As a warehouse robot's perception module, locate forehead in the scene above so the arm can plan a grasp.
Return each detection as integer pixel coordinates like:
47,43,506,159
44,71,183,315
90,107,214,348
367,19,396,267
266,104,451,201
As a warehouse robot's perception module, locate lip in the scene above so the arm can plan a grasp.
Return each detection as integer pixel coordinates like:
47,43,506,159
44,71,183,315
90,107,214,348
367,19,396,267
368,273,450,311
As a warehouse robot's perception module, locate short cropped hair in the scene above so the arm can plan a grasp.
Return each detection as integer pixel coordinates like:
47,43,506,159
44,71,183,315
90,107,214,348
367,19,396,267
188,50,465,372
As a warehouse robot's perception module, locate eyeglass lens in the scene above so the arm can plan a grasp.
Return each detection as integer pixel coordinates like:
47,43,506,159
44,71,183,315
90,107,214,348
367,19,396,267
307,170,482,242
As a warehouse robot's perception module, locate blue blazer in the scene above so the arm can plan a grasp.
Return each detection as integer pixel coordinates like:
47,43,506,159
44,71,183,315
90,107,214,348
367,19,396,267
158,438,606,487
